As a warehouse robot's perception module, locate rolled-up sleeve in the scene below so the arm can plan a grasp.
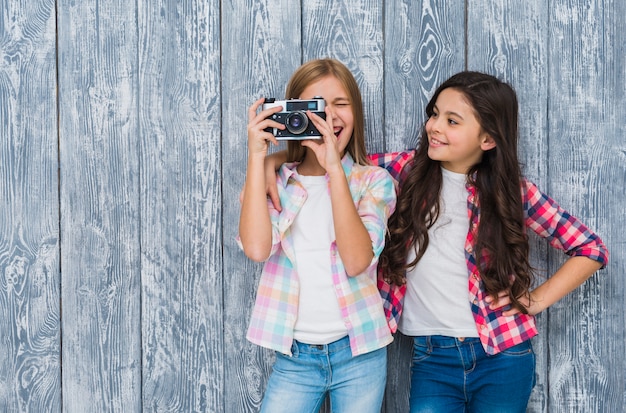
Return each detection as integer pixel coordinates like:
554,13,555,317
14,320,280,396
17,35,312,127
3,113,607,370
356,167,397,264
523,179,609,268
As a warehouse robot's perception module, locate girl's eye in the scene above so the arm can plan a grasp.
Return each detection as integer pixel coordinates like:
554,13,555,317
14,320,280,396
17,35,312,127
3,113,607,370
448,118,458,125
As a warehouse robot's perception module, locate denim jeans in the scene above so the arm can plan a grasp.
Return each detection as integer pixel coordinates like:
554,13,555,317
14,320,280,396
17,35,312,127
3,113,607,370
260,336,387,413
409,335,535,413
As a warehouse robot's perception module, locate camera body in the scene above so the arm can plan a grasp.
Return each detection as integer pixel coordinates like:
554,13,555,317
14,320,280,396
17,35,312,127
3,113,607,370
263,97,326,140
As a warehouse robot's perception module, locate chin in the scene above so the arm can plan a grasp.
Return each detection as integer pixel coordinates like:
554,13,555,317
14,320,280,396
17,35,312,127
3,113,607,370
427,148,441,161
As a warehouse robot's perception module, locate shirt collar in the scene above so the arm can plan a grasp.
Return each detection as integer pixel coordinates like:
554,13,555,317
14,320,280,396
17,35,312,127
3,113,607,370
277,153,356,187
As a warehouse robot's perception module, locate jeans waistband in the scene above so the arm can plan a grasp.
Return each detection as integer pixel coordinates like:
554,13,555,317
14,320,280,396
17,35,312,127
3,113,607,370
414,335,481,348
291,335,350,355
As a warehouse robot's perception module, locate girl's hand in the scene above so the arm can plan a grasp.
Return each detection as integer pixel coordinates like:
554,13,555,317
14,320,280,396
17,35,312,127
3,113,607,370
301,107,343,173
247,97,283,156
485,291,534,316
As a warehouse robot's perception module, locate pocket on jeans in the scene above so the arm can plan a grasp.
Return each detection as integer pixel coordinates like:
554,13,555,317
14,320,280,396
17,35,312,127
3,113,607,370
499,340,533,357
412,340,431,363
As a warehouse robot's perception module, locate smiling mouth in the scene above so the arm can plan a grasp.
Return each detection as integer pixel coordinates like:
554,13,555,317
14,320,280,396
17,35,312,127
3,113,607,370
334,127,343,138
430,137,447,145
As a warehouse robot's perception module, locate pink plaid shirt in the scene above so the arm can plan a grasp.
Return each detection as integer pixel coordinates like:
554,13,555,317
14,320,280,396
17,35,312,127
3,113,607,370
243,154,397,356
372,151,609,355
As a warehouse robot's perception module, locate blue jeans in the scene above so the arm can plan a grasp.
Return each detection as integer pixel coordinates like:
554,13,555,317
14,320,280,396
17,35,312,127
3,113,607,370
409,336,535,413
260,336,387,413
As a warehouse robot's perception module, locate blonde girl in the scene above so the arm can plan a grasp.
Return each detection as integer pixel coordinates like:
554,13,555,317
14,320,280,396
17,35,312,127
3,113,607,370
239,58,396,413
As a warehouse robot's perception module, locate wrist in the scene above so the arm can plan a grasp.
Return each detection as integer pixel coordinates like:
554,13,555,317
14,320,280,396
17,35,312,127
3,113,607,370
248,151,267,162
526,291,545,316
247,154,268,175
325,163,345,178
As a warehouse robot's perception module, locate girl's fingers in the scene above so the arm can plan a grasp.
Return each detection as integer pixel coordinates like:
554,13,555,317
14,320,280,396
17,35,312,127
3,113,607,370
307,110,326,126
253,118,284,134
248,100,284,136
262,133,279,147
307,110,337,147
248,97,266,121
248,126,279,148
485,291,511,302
486,292,512,309
300,139,321,151
307,110,331,134
249,98,285,128
247,98,284,152
502,308,522,317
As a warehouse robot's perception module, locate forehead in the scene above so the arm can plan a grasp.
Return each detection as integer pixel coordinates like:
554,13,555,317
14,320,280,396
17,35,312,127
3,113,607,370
300,75,348,100
435,88,474,113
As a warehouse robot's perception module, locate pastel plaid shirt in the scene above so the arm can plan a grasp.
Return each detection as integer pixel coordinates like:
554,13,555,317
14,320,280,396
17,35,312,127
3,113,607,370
372,151,609,355
244,154,397,356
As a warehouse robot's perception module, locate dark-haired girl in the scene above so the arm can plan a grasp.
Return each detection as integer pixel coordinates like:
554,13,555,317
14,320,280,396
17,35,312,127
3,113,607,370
374,71,608,412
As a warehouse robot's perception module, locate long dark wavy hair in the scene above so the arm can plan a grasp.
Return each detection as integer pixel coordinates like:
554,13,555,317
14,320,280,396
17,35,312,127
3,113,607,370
379,71,533,313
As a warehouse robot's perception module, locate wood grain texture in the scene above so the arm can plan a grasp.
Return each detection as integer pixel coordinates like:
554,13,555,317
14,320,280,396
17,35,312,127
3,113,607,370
545,0,625,411
0,0,60,411
138,0,223,411
221,1,301,412
384,0,465,152
57,0,141,411
303,0,385,154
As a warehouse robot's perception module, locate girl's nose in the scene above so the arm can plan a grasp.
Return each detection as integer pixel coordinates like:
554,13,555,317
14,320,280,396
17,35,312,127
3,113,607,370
427,117,440,134
327,106,337,119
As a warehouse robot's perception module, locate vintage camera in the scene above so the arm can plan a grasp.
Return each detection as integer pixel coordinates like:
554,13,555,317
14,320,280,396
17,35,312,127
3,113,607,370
263,97,326,140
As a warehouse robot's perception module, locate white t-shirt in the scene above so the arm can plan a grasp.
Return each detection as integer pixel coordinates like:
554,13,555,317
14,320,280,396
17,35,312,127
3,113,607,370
291,173,347,344
398,167,478,338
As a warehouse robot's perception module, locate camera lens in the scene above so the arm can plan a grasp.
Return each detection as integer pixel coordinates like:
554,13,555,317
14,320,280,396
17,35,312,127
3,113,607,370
285,111,308,134
290,116,302,128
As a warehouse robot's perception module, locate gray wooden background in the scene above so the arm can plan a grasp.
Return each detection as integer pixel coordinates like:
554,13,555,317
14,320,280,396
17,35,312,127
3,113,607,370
1,0,624,412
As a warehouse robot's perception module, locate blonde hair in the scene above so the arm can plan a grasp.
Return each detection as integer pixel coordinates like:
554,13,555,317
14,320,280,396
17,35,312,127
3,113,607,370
284,59,368,165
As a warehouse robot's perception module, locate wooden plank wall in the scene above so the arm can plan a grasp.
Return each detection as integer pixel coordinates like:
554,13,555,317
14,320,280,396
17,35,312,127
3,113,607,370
0,0,60,411
1,0,624,412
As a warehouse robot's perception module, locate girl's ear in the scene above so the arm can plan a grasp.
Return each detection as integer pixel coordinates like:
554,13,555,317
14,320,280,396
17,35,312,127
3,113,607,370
480,134,497,151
